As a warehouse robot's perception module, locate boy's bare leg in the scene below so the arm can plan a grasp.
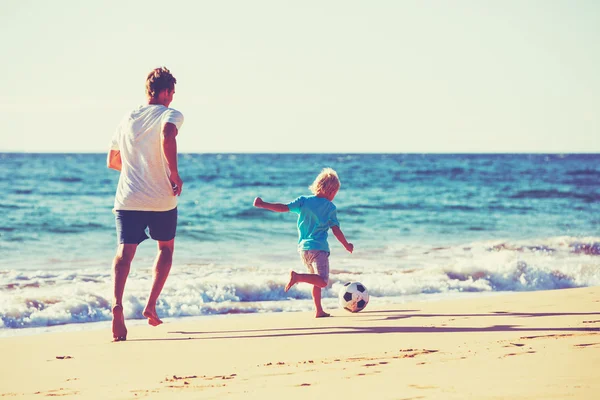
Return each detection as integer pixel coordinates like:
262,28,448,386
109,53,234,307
112,244,137,341
143,239,174,326
312,285,330,318
285,271,327,292
284,272,330,317
284,271,298,292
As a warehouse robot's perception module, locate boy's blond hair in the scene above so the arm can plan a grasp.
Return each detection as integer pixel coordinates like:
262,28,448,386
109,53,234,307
309,168,340,197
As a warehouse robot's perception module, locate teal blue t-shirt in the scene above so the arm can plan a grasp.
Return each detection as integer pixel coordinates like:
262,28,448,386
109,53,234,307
286,195,340,252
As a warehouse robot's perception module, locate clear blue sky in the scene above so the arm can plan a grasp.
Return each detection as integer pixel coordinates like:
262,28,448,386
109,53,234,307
1,0,598,153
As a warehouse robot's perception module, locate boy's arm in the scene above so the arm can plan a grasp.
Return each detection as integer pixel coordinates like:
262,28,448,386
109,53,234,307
331,225,354,253
254,197,289,213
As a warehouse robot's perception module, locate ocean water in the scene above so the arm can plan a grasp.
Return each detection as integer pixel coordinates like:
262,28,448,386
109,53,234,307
1,153,599,334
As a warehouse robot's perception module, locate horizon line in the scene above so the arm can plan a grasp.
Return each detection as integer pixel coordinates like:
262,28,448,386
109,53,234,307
1,151,599,155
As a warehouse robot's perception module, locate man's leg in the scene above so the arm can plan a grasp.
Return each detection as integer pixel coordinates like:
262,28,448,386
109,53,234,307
143,238,175,326
112,243,137,341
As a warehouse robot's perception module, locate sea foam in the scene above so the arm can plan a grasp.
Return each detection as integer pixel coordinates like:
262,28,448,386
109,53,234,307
1,236,597,334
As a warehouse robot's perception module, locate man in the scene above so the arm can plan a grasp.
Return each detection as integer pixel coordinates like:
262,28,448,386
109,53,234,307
107,67,184,341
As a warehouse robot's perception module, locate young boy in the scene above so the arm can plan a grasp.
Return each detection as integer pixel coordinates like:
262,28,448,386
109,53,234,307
253,168,354,318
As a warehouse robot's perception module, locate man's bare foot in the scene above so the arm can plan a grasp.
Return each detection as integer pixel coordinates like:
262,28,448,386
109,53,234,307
284,271,298,292
142,307,163,327
315,311,331,318
112,304,127,341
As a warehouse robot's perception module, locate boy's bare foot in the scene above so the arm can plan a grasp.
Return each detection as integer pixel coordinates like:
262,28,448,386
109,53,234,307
142,307,163,326
112,304,127,341
315,311,331,318
284,271,298,292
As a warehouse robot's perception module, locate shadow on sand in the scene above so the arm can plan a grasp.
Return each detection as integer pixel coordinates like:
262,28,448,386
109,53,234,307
126,309,600,342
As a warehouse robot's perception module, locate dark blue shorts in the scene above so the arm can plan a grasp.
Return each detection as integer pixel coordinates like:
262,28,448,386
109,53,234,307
114,208,178,244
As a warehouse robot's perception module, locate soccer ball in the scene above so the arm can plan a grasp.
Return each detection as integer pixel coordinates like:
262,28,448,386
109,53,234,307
338,281,369,313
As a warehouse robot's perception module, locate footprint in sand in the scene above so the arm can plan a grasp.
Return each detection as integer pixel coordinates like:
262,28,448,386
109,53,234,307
574,343,600,348
502,351,536,358
34,388,79,396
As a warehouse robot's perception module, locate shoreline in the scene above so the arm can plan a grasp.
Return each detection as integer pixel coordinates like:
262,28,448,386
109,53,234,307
1,286,599,399
0,290,509,338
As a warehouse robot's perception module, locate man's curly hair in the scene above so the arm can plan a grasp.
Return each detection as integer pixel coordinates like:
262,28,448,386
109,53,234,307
145,67,177,99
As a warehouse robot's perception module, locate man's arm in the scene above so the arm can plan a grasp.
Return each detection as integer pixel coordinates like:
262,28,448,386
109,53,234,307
162,122,183,196
331,225,354,253
107,150,122,171
253,197,289,212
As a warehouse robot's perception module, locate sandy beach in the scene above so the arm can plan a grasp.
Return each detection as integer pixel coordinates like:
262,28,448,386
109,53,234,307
1,286,598,399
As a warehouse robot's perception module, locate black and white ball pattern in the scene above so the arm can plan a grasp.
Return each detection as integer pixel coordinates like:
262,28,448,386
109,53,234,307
338,281,369,312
